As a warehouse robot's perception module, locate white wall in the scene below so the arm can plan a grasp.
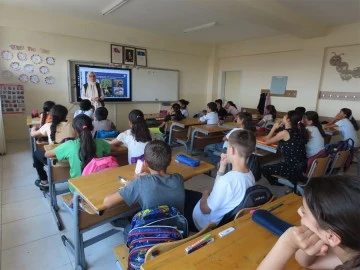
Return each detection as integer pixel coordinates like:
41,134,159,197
0,5,211,140
212,23,360,117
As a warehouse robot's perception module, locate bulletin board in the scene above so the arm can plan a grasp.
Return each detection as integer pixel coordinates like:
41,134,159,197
0,84,25,114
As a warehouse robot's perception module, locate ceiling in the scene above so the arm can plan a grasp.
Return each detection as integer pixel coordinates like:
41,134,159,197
1,0,359,44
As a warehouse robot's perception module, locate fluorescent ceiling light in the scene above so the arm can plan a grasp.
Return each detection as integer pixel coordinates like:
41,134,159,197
183,22,217,33
102,0,130,15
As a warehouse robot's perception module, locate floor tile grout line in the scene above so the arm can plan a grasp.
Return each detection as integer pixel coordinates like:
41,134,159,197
1,208,52,226
1,194,48,207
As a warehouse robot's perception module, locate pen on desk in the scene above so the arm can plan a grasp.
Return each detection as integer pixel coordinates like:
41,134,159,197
185,234,211,253
267,203,284,212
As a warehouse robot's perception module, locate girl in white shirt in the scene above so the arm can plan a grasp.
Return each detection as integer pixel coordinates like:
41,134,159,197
179,99,190,118
199,102,219,124
110,109,152,164
257,105,276,128
74,99,94,119
303,111,325,158
325,108,360,148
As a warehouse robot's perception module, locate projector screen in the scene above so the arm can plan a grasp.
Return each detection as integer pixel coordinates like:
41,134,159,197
75,64,131,102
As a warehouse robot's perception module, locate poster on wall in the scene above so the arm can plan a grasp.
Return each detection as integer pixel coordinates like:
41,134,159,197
111,44,123,64
270,76,288,95
0,84,25,114
135,48,147,67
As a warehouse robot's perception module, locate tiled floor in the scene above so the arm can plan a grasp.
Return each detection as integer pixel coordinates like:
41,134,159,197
0,141,358,270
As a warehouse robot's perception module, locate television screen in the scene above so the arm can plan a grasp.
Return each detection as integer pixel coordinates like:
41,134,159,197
75,64,131,102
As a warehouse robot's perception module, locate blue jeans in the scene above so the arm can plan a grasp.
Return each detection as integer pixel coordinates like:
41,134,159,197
204,142,226,164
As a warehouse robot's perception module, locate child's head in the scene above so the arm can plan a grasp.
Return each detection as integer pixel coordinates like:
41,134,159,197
226,101,237,109
50,105,68,143
41,101,55,126
202,109,207,115
304,111,325,137
207,102,217,112
295,107,306,118
79,99,92,111
72,114,96,171
236,112,253,131
339,108,359,131
95,107,109,121
179,99,189,109
144,140,171,172
215,99,223,110
128,109,152,143
171,103,181,113
227,129,256,161
283,110,309,143
303,176,360,268
266,105,277,120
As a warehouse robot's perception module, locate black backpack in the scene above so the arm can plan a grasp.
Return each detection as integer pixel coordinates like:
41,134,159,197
84,82,105,107
217,185,273,227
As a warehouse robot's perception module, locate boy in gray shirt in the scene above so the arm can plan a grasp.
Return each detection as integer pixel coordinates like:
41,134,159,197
103,140,185,231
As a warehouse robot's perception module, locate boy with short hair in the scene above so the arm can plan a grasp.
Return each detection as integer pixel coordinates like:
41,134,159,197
104,139,185,215
186,130,255,231
199,102,219,124
92,107,116,134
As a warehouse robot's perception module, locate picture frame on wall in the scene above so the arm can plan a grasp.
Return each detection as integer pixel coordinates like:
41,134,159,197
135,48,147,67
111,44,123,64
123,46,135,66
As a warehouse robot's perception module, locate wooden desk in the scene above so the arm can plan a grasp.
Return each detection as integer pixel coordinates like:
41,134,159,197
256,136,278,154
323,126,339,136
26,116,40,126
168,118,203,144
142,194,304,270
69,155,215,213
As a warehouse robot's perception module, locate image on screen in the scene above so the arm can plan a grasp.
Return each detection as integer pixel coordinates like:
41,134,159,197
75,64,132,102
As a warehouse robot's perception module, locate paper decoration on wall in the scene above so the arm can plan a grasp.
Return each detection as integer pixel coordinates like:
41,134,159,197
1,50,13,60
17,52,27,61
18,74,29,83
41,48,50,54
45,76,55,85
30,75,40,84
24,64,35,73
270,76,288,95
330,52,360,81
31,54,42,64
46,56,55,65
1,70,13,78
10,45,25,50
10,62,21,71
0,84,25,114
39,66,49,74
28,47,36,52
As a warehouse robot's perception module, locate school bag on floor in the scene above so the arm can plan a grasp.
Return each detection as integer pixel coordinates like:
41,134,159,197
81,156,119,175
325,138,354,172
126,205,188,270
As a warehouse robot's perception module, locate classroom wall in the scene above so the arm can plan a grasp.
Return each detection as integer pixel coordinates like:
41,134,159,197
212,22,360,118
0,5,211,140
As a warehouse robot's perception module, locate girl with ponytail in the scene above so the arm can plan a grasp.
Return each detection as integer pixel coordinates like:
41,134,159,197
40,101,55,127
325,108,360,148
110,109,152,164
303,111,325,158
44,114,114,192
261,110,308,185
258,175,360,270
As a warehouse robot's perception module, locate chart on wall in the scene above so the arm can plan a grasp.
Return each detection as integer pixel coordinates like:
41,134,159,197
0,44,56,85
0,84,25,114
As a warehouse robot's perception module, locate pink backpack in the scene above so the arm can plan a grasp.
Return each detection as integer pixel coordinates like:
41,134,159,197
82,156,119,176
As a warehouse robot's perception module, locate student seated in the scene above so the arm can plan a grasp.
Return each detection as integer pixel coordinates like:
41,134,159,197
225,101,239,118
185,130,255,231
74,99,94,119
303,111,325,158
179,99,190,118
110,109,152,164
257,105,276,128
215,99,228,121
258,175,360,270
39,100,55,127
92,107,116,135
199,102,219,124
44,114,115,192
295,106,306,119
103,140,185,237
31,104,76,188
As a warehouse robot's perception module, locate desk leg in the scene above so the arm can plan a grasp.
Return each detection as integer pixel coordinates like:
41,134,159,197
73,192,83,269
189,129,198,155
168,123,174,145
29,127,35,154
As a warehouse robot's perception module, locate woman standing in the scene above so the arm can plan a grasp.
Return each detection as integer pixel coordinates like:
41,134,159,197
81,72,104,109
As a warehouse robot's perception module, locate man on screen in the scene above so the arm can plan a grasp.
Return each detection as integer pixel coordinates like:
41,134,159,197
81,72,105,108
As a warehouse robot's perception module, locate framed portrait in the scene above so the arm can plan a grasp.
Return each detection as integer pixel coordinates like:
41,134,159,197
135,48,147,67
123,47,135,66
111,44,123,64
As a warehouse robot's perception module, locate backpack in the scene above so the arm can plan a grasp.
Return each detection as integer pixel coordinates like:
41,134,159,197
324,138,354,172
81,156,119,176
217,185,273,227
84,82,105,107
126,205,188,270
94,130,120,139
247,154,261,182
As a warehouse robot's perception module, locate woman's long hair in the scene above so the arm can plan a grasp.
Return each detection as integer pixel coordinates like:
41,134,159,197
341,108,359,131
287,110,309,144
72,114,96,171
129,110,152,143
305,176,360,270
304,111,325,137
41,101,55,126
50,105,68,143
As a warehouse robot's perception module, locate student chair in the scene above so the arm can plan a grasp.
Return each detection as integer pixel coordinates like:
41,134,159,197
274,155,331,195
328,149,351,175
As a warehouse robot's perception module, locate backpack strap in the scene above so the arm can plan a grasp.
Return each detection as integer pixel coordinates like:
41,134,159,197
95,83,105,107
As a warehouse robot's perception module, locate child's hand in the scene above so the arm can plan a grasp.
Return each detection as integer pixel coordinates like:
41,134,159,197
202,189,211,198
290,226,329,257
273,121,281,129
220,153,227,165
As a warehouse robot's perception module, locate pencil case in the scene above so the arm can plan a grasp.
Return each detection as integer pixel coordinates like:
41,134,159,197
175,154,200,167
252,209,293,236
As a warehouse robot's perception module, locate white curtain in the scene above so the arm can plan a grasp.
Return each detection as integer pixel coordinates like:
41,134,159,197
0,97,6,154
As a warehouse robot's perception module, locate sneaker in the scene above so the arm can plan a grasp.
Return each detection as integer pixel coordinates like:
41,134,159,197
110,218,130,231
35,179,49,188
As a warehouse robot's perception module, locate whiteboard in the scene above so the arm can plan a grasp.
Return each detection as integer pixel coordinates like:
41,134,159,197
68,60,179,103
132,68,179,102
